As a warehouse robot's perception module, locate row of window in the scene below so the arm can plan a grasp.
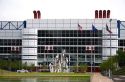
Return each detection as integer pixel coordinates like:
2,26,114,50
38,62,100,66
0,47,21,53
38,30,102,37
38,38,102,45
38,47,102,53
37,54,102,66
0,55,21,60
0,39,22,46
38,54,102,59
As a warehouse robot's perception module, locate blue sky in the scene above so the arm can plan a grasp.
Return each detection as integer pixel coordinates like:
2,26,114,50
0,0,125,21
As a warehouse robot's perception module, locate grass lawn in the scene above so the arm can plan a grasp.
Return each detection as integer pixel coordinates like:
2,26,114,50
0,69,90,77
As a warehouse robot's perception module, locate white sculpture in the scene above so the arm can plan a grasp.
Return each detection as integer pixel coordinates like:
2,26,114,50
49,50,69,72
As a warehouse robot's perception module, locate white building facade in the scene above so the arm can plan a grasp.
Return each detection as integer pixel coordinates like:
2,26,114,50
0,18,125,71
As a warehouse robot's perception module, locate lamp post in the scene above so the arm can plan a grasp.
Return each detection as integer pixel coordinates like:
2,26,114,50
109,19,112,78
90,46,95,73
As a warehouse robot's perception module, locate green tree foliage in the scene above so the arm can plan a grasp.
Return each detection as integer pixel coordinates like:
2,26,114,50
100,56,117,72
72,64,88,73
0,60,35,72
0,60,22,71
116,50,125,67
100,50,125,74
79,64,88,73
22,62,28,70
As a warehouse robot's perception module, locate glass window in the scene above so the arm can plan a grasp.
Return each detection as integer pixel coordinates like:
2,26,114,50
0,39,3,45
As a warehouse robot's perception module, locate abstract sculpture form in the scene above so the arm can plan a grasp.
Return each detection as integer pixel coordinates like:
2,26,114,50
49,49,69,72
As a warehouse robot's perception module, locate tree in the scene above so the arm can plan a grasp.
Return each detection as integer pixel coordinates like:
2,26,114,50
72,64,88,73
100,58,115,70
99,49,125,75
100,55,118,76
79,64,88,73
28,64,35,71
11,60,22,70
116,50,125,67
22,62,28,70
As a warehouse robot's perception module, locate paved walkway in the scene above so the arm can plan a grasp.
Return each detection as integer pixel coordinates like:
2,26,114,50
91,73,113,82
113,75,125,82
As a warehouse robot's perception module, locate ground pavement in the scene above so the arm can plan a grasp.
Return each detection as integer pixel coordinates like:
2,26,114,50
113,75,125,82
91,73,113,82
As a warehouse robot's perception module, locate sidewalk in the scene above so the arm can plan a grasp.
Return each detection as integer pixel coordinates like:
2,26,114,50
113,75,125,82
91,73,113,82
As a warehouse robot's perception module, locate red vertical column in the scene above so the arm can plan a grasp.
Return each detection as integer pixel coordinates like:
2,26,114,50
99,10,102,18
103,10,106,18
37,10,41,19
33,10,37,19
95,10,98,18
107,10,110,18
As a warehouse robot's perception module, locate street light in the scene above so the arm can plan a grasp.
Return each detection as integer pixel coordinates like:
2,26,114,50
109,19,112,78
